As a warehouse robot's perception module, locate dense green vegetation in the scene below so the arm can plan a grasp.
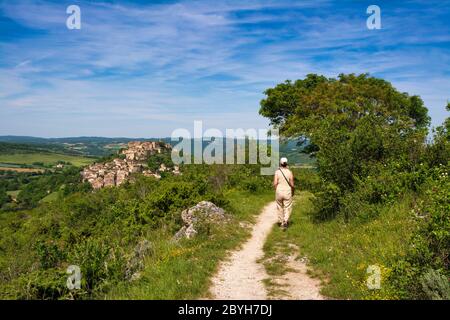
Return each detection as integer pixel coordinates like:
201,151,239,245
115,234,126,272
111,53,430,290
0,168,92,211
147,151,174,172
0,170,42,191
0,142,99,212
0,162,272,299
15,168,93,209
260,74,449,299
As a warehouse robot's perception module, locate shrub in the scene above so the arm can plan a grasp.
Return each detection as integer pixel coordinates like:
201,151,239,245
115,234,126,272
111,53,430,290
71,239,125,295
388,165,450,299
291,168,321,192
312,182,341,221
339,191,379,222
420,269,450,300
240,176,263,192
34,241,66,269
11,269,68,300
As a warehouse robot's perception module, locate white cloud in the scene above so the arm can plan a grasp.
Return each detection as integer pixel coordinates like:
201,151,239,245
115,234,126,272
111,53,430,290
0,0,448,136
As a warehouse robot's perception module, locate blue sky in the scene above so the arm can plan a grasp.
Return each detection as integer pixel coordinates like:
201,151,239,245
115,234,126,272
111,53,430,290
0,0,449,137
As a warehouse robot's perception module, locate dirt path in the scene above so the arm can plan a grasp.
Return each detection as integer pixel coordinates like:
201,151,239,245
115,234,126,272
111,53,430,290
266,244,324,300
208,201,323,300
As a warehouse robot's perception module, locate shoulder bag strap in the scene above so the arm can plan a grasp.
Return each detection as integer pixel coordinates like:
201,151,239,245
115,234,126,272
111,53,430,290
278,167,294,189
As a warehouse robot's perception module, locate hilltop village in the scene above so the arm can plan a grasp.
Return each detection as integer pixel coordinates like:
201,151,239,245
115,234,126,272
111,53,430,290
81,141,179,189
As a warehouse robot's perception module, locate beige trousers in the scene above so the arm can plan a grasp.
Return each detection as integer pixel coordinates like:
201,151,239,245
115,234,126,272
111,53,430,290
276,187,293,225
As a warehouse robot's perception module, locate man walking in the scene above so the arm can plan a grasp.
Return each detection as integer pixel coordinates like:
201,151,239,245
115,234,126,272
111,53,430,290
273,157,295,230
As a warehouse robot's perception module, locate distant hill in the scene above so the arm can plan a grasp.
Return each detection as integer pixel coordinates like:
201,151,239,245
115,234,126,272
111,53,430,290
279,138,315,166
0,136,173,157
0,136,316,165
0,136,172,144
0,142,73,155
0,136,50,144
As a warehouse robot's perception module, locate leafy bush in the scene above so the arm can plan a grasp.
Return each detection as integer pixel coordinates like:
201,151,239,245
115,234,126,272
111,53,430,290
34,240,66,269
292,168,321,192
339,191,379,222
420,269,450,300
8,269,68,300
71,239,126,295
312,182,341,221
388,165,449,299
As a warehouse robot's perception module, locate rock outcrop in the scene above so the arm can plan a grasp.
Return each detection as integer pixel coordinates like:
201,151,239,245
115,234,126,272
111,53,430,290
82,141,174,189
174,201,227,240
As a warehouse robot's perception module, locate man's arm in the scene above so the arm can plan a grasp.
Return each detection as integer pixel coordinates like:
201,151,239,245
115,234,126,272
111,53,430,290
289,174,294,188
289,171,295,195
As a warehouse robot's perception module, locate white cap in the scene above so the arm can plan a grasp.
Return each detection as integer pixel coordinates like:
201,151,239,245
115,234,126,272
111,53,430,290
280,157,288,165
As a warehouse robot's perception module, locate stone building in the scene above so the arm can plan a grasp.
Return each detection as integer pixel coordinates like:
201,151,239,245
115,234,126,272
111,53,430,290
81,141,173,189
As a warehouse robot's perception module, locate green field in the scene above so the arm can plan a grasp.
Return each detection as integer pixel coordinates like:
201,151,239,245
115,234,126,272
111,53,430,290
0,153,95,167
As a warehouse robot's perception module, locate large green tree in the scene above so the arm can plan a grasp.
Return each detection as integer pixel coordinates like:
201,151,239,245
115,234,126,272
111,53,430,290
260,73,430,190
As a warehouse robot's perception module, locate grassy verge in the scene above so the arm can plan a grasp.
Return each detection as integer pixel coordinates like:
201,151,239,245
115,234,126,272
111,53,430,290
105,190,274,299
262,191,416,299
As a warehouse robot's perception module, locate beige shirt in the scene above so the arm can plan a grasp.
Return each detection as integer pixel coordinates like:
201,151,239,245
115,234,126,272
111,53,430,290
275,168,293,191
